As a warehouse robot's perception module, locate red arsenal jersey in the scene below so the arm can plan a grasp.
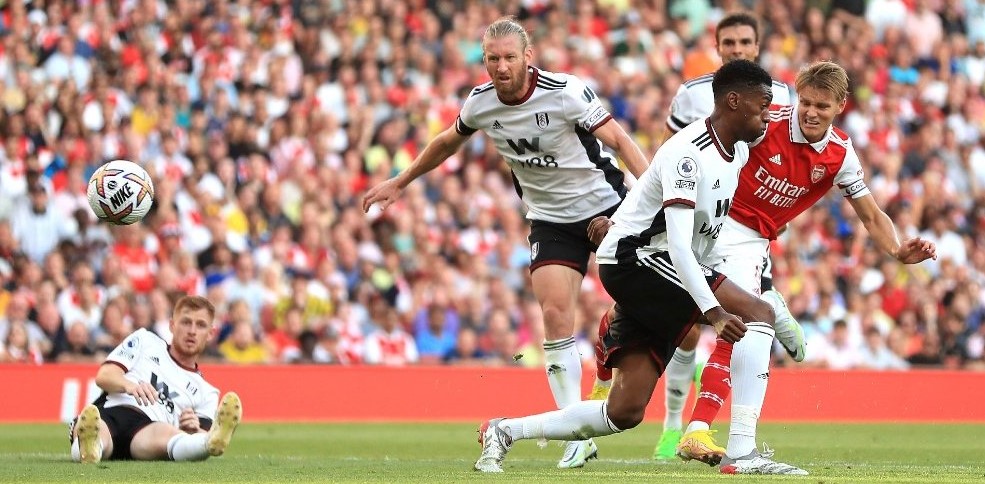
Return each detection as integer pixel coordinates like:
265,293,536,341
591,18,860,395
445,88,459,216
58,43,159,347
729,105,870,240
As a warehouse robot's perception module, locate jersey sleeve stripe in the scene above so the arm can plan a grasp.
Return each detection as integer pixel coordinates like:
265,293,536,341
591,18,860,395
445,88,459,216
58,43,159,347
827,131,851,148
535,81,564,91
668,114,690,131
537,76,566,88
588,114,613,133
470,83,494,96
662,198,695,209
537,71,567,86
683,74,713,87
102,360,129,372
455,116,477,136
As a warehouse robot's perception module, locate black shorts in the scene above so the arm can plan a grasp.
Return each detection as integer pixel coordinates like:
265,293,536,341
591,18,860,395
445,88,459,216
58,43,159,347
99,405,154,460
528,203,619,275
598,252,726,375
761,252,774,293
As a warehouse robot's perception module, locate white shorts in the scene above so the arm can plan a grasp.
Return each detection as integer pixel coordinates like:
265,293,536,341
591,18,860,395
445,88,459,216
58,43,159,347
707,217,770,295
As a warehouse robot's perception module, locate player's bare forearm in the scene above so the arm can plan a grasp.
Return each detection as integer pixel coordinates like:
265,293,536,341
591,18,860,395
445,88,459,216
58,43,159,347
95,363,160,406
615,139,649,179
861,212,900,257
362,127,468,212
396,128,468,188
94,363,133,394
593,120,650,179
852,195,936,264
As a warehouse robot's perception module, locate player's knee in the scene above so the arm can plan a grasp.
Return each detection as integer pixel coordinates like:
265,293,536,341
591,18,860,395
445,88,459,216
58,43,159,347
540,304,572,337
540,304,564,323
606,400,646,430
743,298,775,326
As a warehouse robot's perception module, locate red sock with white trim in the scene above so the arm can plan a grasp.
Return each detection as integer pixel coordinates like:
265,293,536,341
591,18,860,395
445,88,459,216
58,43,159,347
686,338,733,432
593,311,612,386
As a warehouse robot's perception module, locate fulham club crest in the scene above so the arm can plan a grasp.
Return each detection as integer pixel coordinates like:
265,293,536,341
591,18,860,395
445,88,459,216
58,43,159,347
531,242,540,261
535,112,550,130
811,164,826,183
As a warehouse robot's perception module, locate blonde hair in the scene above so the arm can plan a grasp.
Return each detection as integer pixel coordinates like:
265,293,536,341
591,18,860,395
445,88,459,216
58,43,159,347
482,17,530,51
795,61,849,102
173,295,216,322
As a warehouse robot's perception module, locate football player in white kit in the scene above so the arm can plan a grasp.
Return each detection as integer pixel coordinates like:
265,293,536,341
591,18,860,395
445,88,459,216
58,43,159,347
69,295,242,463
362,17,650,468
592,62,937,475
472,59,774,473
587,12,805,462
673,61,935,475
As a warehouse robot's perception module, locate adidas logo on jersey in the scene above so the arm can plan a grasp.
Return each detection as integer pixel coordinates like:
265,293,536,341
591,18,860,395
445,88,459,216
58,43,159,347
712,179,721,189
492,120,504,129
769,154,782,165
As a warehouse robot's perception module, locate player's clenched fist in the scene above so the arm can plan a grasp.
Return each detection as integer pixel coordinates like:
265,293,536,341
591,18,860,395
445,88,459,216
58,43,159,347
178,408,201,433
587,216,614,246
704,306,746,343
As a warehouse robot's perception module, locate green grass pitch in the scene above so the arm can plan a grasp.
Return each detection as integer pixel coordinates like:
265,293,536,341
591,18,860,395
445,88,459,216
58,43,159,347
1,422,983,483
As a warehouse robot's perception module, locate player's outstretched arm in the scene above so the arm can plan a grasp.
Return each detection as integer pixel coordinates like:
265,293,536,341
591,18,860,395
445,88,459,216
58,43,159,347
95,363,159,406
592,119,650,179
361,126,470,212
849,194,937,264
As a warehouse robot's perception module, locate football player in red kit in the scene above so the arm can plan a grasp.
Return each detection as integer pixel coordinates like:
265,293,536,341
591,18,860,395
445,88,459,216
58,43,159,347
590,61,936,475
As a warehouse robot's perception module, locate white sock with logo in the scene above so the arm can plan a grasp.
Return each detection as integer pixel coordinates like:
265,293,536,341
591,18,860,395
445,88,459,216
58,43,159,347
727,322,774,459
167,433,209,461
500,400,622,441
543,337,582,409
663,348,696,431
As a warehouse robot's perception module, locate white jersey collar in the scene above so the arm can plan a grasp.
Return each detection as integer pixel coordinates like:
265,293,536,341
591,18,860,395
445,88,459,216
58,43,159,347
789,104,831,153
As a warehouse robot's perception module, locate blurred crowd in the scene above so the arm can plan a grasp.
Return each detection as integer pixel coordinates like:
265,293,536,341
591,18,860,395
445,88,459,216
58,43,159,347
0,0,983,370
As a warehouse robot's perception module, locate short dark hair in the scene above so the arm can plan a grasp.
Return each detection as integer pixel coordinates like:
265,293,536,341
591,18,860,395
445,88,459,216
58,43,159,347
716,12,759,44
712,59,772,101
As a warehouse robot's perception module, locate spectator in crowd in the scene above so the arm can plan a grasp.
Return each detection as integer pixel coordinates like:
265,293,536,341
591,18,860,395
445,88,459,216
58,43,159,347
0,0,982,371
11,183,76,264
857,326,910,370
0,293,45,348
284,329,333,364
218,319,270,364
35,301,68,361
364,307,418,366
56,320,101,363
414,304,458,364
2,320,44,364
443,327,488,365
266,306,305,362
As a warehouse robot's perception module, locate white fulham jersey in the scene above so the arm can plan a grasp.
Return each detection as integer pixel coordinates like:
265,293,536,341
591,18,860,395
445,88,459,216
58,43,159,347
666,73,791,133
456,67,626,223
597,119,750,265
101,329,220,426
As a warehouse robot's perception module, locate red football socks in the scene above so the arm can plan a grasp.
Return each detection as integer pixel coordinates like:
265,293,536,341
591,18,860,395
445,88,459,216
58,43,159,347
691,338,734,425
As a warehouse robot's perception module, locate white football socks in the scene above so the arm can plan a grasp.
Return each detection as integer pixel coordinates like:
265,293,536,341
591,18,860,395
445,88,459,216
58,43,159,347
500,400,622,441
543,337,582,409
167,433,210,461
663,348,696,431
727,322,774,458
